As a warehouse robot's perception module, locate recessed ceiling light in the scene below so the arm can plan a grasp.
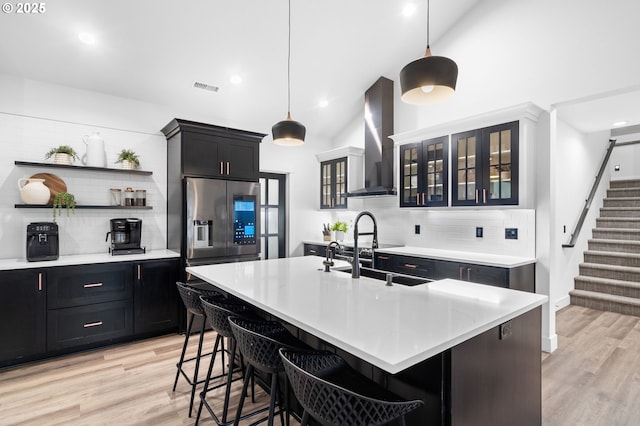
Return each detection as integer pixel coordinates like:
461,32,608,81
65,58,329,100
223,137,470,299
318,99,329,108
78,32,96,45
612,120,628,127
230,75,242,85
403,3,417,17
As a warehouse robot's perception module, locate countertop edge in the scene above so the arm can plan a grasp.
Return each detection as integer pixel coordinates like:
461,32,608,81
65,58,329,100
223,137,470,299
0,249,180,270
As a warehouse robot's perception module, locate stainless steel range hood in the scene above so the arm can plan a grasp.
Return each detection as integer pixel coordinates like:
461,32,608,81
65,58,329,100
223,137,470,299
347,77,396,197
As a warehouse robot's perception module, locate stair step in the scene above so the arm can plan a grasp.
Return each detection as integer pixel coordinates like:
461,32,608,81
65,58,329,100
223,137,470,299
570,289,640,317
603,197,640,208
574,275,640,299
588,239,640,254
607,188,640,198
610,179,640,189
579,262,640,281
596,217,640,229
600,207,640,218
592,228,640,241
584,250,640,267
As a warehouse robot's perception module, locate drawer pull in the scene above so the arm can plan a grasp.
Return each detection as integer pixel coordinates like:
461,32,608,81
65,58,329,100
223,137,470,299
83,321,103,328
83,282,103,288
404,264,418,269
378,255,389,260
38,272,43,291
137,264,141,280
226,161,230,175
309,250,317,254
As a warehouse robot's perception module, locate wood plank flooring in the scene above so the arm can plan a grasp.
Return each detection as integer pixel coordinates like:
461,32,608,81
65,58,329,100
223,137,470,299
1,305,639,425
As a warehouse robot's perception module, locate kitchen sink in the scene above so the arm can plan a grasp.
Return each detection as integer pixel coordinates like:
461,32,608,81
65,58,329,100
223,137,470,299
333,266,430,286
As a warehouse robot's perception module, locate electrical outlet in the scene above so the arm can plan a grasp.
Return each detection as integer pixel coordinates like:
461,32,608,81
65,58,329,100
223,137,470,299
500,322,512,340
415,225,420,235
505,228,518,240
476,227,483,238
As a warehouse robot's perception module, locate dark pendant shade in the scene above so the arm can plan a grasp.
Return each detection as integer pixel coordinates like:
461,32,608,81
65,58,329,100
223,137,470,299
400,52,458,105
272,114,306,146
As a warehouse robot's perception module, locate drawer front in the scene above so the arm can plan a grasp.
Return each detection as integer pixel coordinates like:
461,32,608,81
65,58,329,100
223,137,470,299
377,254,435,279
304,244,326,257
47,300,133,351
434,260,508,287
48,263,134,309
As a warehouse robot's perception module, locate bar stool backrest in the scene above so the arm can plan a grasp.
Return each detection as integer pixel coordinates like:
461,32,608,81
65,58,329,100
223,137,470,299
279,349,424,426
199,296,253,339
228,317,297,374
176,282,219,316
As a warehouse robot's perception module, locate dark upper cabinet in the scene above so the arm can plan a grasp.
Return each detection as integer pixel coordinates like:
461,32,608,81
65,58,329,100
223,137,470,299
162,118,264,182
452,121,519,206
399,136,448,207
134,259,180,335
320,157,348,209
0,269,46,366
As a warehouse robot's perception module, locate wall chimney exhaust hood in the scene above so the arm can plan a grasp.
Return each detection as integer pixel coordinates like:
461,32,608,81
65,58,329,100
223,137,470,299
347,77,396,198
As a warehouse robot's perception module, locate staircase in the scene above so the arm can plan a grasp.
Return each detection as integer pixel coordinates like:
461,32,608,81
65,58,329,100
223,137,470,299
570,178,640,316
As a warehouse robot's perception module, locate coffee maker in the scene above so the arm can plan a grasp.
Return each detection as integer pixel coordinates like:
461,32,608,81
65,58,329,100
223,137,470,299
105,218,145,255
26,222,59,261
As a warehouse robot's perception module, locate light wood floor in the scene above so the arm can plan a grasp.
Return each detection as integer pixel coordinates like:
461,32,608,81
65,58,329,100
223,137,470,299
1,306,639,425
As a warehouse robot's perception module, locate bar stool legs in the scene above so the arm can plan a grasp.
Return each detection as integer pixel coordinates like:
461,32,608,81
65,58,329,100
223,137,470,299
173,311,208,417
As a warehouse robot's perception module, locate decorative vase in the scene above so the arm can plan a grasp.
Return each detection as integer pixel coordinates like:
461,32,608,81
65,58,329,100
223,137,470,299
121,159,136,170
17,178,51,204
53,153,73,165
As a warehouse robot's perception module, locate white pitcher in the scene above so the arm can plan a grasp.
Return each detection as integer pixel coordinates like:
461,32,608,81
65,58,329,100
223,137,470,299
82,131,106,167
18,178,50,204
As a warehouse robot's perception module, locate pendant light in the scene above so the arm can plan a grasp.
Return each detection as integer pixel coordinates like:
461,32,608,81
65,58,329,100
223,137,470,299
399,0,458,105
272,0,306,146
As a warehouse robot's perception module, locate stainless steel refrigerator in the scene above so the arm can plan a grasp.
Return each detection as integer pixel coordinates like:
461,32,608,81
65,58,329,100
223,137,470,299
183,177,260,269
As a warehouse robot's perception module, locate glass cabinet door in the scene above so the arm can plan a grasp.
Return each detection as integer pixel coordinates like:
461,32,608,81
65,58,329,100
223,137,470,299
320,157,348,209
452,130,480,206
400,143,420,207
424,137,448,206
484,122,518,204
399,136,448,208
333,157,347,209
321,161,333,208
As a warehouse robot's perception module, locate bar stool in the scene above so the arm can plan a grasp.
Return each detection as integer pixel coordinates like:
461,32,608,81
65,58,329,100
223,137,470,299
228,317,305,426
196,296,258,426
279,348,424,426
173,282,222,417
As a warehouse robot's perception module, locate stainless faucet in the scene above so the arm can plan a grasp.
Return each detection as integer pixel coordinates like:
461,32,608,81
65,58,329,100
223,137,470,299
352,211,379,278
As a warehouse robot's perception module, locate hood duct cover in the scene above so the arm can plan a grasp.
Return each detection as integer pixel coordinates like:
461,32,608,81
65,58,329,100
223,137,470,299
347,76,396,197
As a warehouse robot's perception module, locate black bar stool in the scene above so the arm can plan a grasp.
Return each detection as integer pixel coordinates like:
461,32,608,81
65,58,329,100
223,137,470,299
196,296,258,426
173,282,222,417
228,317,305,426
279,348,424,426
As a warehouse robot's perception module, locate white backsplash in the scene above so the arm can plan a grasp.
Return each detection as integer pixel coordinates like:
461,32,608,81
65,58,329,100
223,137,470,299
0,113,167,259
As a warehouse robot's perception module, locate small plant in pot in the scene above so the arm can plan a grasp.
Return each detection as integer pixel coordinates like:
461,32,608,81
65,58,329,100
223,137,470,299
115,149,140,170
45,145,79,165
52,192,76,222
331,221,348,241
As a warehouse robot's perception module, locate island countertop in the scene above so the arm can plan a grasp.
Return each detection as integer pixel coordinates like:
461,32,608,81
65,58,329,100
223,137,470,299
187,256,546,374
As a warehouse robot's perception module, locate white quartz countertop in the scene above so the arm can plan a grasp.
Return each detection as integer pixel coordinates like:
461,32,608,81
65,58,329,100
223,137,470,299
303,241,535,268
187,256,546,374
0,249,180,271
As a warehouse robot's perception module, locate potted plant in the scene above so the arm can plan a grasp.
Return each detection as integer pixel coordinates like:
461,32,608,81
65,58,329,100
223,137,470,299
52,191,76,222
115,149,140,170
45,145,79,165
331,221,348,241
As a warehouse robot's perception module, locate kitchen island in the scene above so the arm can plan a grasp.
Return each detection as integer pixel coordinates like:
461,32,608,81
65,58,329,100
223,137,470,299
187,256,547,425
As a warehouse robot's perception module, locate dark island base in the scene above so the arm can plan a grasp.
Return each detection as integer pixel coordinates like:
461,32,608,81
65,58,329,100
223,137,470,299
218,285,542,426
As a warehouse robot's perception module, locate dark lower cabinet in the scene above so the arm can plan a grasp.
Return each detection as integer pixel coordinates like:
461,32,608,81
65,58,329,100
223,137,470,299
375,253,435,279
303,243,327,257
134,259,179,335
0,269,46,367
47,300,134,351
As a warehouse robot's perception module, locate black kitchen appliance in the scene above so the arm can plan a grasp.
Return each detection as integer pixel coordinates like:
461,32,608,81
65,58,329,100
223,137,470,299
26,222,59,262
105,218,145,255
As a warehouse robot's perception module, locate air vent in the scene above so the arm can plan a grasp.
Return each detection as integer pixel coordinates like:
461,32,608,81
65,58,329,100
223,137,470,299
193,81,219,92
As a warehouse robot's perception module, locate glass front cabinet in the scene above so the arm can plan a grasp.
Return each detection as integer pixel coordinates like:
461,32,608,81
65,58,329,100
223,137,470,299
320,157,348,209
399,136,448,207
452,121,519,206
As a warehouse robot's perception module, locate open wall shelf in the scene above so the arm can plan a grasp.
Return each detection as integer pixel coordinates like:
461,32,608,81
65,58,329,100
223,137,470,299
15,161,153,176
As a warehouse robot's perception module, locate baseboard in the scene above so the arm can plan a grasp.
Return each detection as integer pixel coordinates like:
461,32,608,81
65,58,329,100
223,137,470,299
542,334,558,353
555,295,571,311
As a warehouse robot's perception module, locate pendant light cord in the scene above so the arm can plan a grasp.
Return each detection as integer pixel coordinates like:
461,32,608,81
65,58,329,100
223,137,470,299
426,0,430,49
287,0,292,118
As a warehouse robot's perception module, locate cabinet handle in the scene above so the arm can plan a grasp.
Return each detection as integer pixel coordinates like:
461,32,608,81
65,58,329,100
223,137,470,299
38,272,42,291
220,162,224,174
83,282,103,288
459,266,464,280
226,161,230,175
422,193,425,205
416,193,420,205
467,267,472,281
404,263,418,269
83,321,103,328
378,255,389,260
483,189,487,204
475,189,479,204
309,249,317,254
137,264,141,280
